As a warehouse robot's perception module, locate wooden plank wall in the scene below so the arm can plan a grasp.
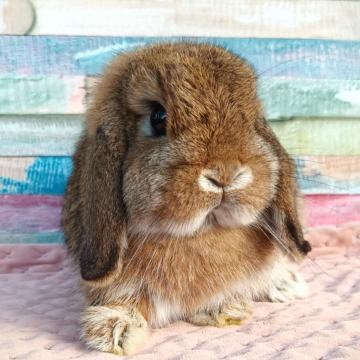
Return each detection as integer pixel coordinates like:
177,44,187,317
1,0,360,243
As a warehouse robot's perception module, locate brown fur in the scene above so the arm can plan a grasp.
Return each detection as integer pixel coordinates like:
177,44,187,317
61,42,311,354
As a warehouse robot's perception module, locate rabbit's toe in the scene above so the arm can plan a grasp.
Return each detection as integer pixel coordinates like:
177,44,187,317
81,305,149,355
190,301,252,327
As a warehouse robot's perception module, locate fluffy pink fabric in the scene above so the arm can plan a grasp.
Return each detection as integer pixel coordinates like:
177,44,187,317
1,224,360,359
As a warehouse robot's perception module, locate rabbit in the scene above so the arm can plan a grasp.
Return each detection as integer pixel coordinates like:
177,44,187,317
62,42,312,355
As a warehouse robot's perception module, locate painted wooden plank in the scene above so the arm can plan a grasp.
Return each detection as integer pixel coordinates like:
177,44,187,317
296,156,360,195
1,116,359,157
0,75,85,114
0,195,62,232
0,157,72,195
0,194,359,243
28,0,360,40
0,36,358,79
259,78,360,119
0,115,83,156
1,155,360,195
271,119,360,156
3,75,359,117
0,232,64,244
88,76,360,119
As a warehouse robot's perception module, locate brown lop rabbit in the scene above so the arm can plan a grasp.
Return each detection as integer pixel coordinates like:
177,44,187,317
62,43,311,355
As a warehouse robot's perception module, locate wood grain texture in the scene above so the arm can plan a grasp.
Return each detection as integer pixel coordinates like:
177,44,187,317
87,76,360,119
0,75,85,114
1,155,360,195
305,195,360,228
0,195,62,232
1,194,359,242
29,0,360,40
0,36,358,79
2,116,359,157
260,78,360,119
0,232,64,244
271,119,360,156
0,157,72,195
297,156,360,195
0,115,83,156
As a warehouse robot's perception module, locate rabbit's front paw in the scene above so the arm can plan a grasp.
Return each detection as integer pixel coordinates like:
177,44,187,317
81,305,149,355
190,300,252,327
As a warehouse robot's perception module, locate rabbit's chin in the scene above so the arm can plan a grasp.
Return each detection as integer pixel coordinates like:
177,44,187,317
211,203,259,228
128,203,259,238
128,210,210,238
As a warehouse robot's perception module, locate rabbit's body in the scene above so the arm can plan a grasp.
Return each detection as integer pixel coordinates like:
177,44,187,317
62,43,311,355
85,228,274,325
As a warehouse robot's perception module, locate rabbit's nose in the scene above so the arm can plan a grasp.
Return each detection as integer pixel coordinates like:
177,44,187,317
198,163,253,193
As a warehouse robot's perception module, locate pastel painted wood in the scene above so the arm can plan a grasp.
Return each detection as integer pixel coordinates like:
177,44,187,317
297,156,360,195
1,156,360,195
28,0,360,40
271,119,360,156
305,195,360,228
0,31,359,247
0,195,62,232
0,76,85,114
4,75,359,117
260,78,360,119
0,232,64,244
0,157,72,195
0,36,358,80
2,116,359,157
1,194,359,243
0,115,83,156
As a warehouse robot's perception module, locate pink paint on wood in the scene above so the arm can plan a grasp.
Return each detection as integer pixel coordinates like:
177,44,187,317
0,195,63,232
304,195,360,227
1,195,63,207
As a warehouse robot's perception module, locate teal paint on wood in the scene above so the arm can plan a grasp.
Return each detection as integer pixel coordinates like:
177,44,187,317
0,75,85,114
0,36,358,79
259,78,360,119
0,115,83,156
1,76,359,118
0,232,64,244
0,157,72,194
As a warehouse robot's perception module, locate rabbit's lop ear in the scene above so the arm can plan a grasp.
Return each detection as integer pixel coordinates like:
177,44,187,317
61,54,132,286
265,191,312,260
256,117,311,258
274,154,312,258
79,124,127,285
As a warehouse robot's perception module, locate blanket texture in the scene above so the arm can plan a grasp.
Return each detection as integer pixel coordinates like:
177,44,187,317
1,223,360,359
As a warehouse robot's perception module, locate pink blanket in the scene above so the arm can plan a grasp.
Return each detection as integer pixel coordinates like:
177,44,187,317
1,223,360,359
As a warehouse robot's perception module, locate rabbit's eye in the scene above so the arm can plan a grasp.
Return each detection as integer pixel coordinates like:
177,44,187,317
150,105,166,137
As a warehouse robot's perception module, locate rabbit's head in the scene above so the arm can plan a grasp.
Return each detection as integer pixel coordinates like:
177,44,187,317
63,43,311,285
